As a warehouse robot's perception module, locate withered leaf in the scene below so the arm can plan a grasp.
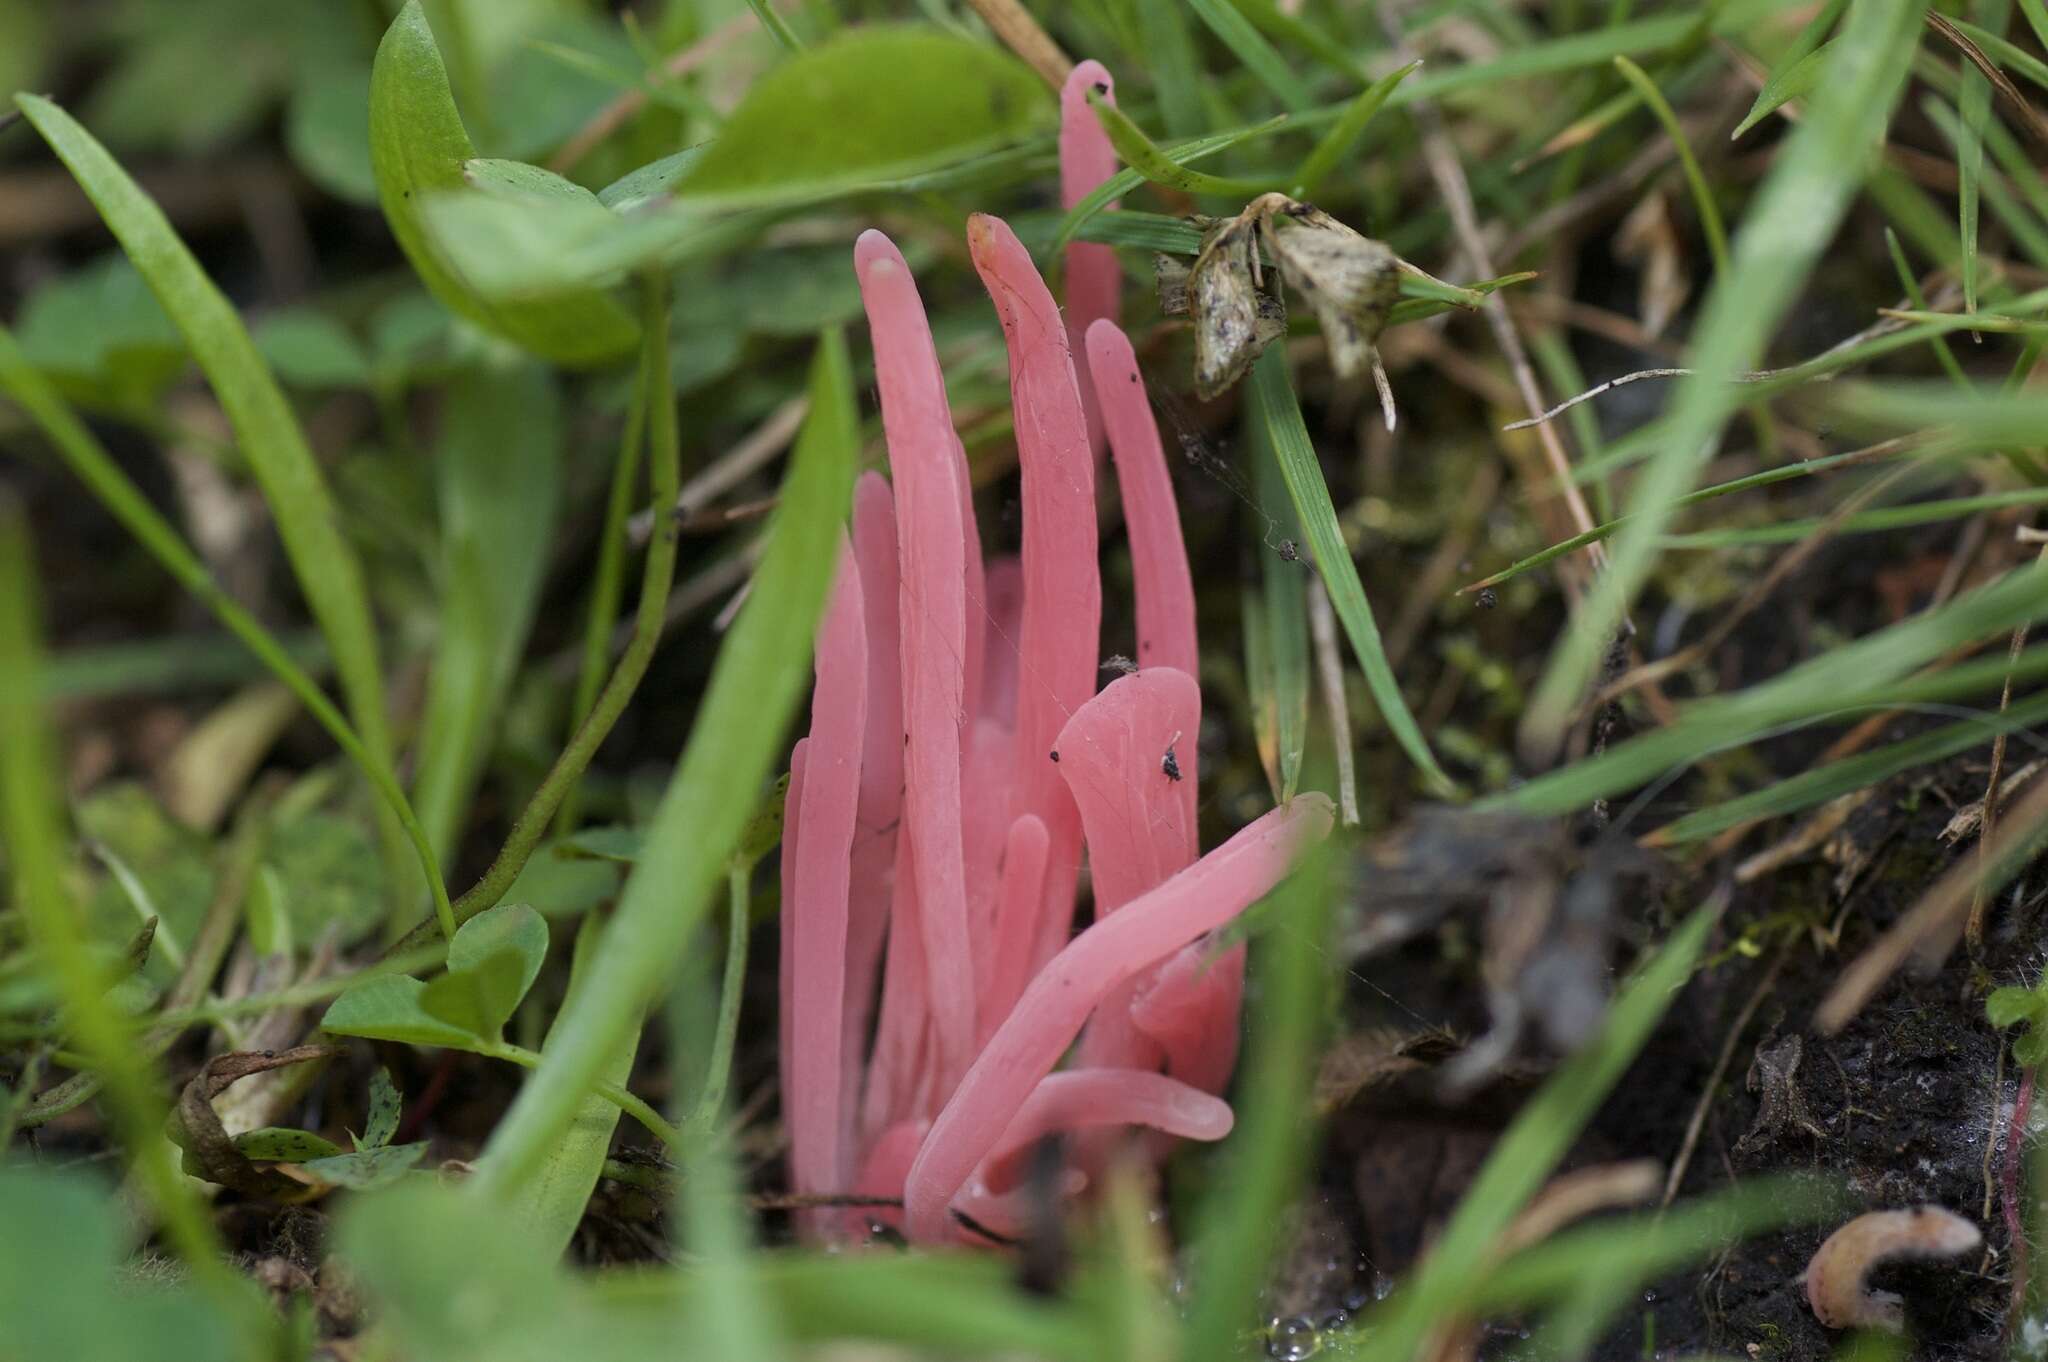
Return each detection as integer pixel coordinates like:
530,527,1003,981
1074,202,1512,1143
1260,201,1398,383
1187,213,1287,400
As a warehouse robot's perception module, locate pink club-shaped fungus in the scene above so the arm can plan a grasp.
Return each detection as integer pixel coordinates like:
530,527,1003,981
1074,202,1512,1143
777,110,1331,1244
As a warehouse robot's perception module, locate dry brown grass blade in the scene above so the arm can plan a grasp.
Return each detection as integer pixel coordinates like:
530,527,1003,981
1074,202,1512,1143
1817,767,2048,1033
962,0,1072,89
1925,13,2048,154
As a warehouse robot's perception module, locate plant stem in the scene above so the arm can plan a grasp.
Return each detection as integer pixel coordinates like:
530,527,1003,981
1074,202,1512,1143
556,355,651,838
391,271,683,958
686,863,752,1132
483,1041,681,1149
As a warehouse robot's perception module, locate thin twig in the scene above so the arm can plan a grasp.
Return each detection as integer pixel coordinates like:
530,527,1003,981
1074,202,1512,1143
629,394,810,545
1378,3,1604,583
1662,939,1789,1207
550,12,759,173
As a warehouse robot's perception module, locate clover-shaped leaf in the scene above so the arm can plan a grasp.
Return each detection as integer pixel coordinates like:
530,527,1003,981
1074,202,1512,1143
1986,986,2048,1066
303,1141,430,1191
322,903,548,1049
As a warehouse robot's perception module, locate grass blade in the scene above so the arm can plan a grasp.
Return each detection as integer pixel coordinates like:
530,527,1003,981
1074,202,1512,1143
1360,900,1719,1358
1612,56,1728,275
466,327,857,1197
1253,427,1310,802
11,95,448,934
1520,1,1930,759
1292,61,1421,199
1184,0,1311,113
1087,90,1279,197
510,913,639,1259
1051,116,1290,251
412,361,562,871
1135,0,1207,139
1187,843,1339,1362
1490,558,2048,817
1246,347,1453,795
0,324,450,942
0,499,239,1298
1648,687,2048,845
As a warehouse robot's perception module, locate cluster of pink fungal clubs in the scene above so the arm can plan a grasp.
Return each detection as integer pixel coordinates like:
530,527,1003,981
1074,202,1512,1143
775,61,1332,1245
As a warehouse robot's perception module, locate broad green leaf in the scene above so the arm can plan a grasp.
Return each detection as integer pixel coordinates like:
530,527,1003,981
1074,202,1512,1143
466,328,858,1196
266,811,387,946
285,62,377,205
1989,985,2044,1029
675,26,1051,202
509,914,638,1258
234,1126,345,1163
597,149,704,212
464,157,605,203
2019,1026,2048,1067
12,253,185,413
338,1181,587,1361
361,1066,403,1149
321,974,481,1049
369,1,637,366
14,92,422,919
411,361,562,869
419,902,549,1038
1245,348,1452,795
252,309,372,390
302,1140,428,1190
0,1167,248,1362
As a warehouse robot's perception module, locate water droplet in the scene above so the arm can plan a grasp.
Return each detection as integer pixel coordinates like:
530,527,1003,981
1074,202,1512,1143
1317,1308,1349,1331
1266,1316,1320,1361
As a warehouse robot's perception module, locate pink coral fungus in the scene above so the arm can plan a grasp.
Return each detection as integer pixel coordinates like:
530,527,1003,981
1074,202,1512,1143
774,209,1332,1246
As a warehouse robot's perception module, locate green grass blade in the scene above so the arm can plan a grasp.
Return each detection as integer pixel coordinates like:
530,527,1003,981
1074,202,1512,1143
1253,426,1310,802
411,362,563,871
369,2,639,366
1135,0,1208,139
7,98,448,933
510,913,639,1259
1520,1,1930,758
1185,0,1312,113
1292,61,1421,199
1246,348,1453,795
1612,56,1728,275
1228,0,1364,81
0,500,240,1297
391,275,683,953
1187,843,1339,1362
1731,0,1846,139
1490,557,2048,816
555,366,648,838
466,327,857,1197
0,323,450,942
1650,687,2048,845
1885,226,1970,386
1360,901,1719,1358
1051,116,1290,251
1087,90,1279,196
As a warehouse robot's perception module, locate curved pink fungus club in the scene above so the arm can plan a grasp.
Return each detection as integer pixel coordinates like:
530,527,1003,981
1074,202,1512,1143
776,103,1333,1242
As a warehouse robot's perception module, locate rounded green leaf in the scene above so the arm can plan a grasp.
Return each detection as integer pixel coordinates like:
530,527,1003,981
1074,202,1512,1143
369,1,637,366
676,26,1052,203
